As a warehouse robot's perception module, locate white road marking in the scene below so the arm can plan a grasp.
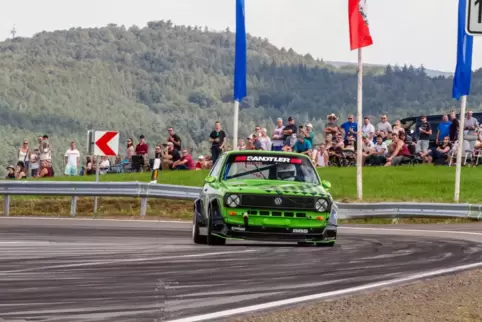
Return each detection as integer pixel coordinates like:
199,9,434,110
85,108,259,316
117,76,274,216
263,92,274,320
340,226,482,237
166,261,482,322
0,250,256,274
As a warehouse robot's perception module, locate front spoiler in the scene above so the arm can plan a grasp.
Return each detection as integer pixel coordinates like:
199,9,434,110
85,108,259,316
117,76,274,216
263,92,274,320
212,225,337,242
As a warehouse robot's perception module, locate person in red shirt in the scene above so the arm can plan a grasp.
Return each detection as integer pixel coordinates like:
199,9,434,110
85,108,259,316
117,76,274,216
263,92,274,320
172,149,194,170
135,135,148,156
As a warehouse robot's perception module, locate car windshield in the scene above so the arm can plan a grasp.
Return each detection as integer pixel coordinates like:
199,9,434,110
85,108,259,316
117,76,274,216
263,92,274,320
222,154,320,184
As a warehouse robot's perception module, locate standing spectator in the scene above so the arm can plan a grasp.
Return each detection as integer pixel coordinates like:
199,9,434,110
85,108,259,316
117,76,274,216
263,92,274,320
324,114,342,139
449,110,460,142
167,127,182,150
39,136,52,163
293,134,312,156
64,142,80,176
362,117,375,141
282,116,298,147
271,118,285,151
172,149,195,170
18,139,30,173
30,148,40,177
258,128,272,151
436,114,452,145
135,135,149,156
300,123,315,145
377,114,393,133
341,115,358,144
126,138,135,161
464,110,479,151
209,121,226,164
416,115,432,155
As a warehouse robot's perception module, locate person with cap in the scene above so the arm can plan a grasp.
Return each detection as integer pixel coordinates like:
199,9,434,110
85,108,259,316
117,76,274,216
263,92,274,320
324,113,342,137
293,133,312,156
300,123,315,145
282,116,298,147
271,118,285,151
5,165,15,179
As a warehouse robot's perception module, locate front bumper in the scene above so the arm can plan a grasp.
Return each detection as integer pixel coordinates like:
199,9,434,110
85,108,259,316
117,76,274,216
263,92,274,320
211,208,337,242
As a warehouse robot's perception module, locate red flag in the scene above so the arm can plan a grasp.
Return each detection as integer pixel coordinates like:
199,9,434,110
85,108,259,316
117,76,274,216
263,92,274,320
348,0,373,50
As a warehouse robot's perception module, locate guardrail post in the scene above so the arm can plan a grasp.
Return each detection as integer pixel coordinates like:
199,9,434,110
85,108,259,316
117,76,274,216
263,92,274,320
140,198,148,217
3,195,10,217
70,196,77,217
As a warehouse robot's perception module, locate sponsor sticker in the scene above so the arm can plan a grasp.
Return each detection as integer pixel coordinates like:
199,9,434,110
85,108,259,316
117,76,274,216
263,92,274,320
293,229,308,233
231,226,246,232
234,155,302,164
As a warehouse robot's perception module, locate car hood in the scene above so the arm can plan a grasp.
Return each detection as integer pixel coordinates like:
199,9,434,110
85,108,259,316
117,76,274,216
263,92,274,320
221,180,329,197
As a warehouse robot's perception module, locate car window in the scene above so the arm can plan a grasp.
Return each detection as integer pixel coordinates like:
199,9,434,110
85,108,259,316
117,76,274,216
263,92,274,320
209,154,225,178
223,154,320,184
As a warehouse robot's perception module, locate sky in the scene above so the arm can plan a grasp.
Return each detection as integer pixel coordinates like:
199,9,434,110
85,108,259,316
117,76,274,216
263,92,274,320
1,0,481,72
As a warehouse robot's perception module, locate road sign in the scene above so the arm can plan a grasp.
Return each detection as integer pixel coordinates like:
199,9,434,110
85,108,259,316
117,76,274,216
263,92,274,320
467,0,482,35
94,131,119,156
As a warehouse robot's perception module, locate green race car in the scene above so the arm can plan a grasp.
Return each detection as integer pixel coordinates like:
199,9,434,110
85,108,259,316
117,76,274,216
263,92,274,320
192,150,338,246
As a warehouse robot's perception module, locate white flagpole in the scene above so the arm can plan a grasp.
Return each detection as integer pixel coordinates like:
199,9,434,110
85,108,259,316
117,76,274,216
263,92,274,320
356,48,363,200
233,100,239,151
454,95,467,202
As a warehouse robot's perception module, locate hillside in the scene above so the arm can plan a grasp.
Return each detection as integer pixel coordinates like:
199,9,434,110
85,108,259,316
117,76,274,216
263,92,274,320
326,61,453,78
1,20,482,174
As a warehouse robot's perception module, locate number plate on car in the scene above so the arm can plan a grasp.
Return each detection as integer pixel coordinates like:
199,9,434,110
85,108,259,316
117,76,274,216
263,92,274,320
293,229,308,233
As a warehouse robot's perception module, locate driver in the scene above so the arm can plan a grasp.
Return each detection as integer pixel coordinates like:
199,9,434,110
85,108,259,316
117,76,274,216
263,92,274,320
276,164,296,181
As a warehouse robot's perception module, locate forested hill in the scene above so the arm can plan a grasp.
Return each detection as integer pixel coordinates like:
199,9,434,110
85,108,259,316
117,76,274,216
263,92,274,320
0,20,481,173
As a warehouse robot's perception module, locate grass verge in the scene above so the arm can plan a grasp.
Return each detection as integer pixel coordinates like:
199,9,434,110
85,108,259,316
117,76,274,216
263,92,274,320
4,165,481,223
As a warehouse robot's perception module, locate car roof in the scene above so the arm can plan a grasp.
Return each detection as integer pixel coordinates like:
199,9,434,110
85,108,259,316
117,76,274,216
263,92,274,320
224,150,311,159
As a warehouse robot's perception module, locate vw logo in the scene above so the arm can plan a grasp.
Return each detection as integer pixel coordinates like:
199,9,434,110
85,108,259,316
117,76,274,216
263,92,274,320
274,197,283,205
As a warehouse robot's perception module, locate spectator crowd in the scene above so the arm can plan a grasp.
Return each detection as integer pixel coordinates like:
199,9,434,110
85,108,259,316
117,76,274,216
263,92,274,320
6,110,482,179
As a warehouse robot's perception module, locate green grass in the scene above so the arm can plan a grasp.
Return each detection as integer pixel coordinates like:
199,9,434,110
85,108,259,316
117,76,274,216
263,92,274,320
41,165,482,203
6,165,481,222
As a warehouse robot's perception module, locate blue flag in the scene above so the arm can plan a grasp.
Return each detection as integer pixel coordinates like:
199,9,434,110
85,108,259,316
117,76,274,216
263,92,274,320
453,0,474,100
234,0,247,102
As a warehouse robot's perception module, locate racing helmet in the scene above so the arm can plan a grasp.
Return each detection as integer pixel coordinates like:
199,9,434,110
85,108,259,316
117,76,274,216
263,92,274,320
277,163,296,181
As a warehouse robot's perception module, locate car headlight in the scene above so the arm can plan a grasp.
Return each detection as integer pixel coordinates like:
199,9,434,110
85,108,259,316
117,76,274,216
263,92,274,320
226,194,241,207
315,198,329,212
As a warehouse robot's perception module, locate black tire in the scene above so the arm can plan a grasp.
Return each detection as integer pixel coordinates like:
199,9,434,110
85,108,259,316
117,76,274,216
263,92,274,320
192,213,207,245
207,204,226,246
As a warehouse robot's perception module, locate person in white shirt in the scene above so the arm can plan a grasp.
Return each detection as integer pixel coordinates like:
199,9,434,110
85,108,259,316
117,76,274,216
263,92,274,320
271,118,285,151
362,117,375,141
64,142,80,176
258,128,272,151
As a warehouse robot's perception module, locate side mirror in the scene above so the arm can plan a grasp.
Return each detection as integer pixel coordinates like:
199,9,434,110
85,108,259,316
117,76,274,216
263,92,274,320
321,180,331,190
204,176,216,184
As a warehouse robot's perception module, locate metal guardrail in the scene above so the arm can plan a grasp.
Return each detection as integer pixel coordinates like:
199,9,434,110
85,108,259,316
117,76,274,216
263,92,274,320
0,180,481,219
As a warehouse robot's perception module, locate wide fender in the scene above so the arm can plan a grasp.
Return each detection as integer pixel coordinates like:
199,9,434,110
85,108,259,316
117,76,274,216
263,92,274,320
194,198,207,227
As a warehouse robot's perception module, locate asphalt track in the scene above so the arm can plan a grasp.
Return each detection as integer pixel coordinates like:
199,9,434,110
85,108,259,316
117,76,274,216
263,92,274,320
1,218,482,322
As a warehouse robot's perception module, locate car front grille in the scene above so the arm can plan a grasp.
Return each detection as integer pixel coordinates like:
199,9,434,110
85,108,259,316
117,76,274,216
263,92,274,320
240,194,316,210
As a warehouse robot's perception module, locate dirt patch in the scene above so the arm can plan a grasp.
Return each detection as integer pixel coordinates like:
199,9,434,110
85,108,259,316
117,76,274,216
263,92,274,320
232,269,482,322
